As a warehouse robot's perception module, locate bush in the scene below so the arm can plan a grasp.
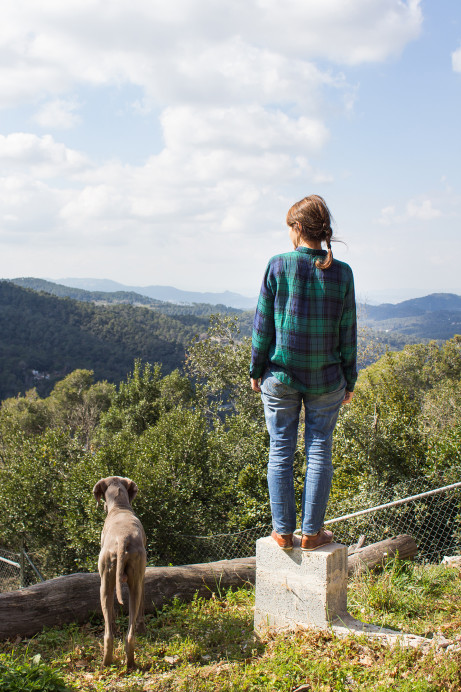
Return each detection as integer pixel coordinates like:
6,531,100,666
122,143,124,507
0,653,70,692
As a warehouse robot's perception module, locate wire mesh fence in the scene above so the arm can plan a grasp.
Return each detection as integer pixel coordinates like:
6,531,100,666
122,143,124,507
327,479,461,564
2,478,460,591
0,549,22,593
0,547,45,592
158,478,461,566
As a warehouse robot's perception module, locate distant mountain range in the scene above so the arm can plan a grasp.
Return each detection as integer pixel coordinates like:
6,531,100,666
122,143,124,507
1,279,460,400
359,293,461,341
9,278,461,343
54,277,258,310
362,293,461,319
11,278,246,318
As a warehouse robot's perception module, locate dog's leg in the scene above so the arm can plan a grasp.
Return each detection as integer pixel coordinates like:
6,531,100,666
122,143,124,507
125,559,145,669
136,563,146,635
100,568,115,667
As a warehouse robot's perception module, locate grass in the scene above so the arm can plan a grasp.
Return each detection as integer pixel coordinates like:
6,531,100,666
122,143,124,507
1,561,461,691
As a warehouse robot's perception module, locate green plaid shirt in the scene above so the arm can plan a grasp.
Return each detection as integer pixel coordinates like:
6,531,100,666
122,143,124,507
250,247,357,394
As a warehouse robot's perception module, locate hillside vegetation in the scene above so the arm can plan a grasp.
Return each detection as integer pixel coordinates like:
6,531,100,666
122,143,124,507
0,314,459,576
0,281,211,400
361,293,461,341
10,277,246,317
0,280,256,400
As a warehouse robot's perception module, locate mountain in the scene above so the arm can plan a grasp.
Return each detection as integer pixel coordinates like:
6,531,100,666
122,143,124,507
0,281,210,401
2,279,460,401
10,278,246,318
9,279,461,343
55,277,258,310
361,293,461,342
362,293,461,321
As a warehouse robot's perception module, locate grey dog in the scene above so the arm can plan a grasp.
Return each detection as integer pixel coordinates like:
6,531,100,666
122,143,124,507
93,476,146,669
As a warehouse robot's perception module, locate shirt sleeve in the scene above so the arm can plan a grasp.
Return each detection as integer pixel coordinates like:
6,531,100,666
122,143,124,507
249,262,276,379
339,268,358,391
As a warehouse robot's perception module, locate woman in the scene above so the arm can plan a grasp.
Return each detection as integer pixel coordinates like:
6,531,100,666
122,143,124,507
249,195,357,551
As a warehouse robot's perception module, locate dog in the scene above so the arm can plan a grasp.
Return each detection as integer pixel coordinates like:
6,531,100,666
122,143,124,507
93,476,147,669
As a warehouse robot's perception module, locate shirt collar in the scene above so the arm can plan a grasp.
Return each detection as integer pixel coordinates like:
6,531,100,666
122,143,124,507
295,246,327,257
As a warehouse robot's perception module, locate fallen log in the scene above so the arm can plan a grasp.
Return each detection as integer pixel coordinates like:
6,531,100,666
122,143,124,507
0,557,256,640
0,534,417,640
347,534,418,576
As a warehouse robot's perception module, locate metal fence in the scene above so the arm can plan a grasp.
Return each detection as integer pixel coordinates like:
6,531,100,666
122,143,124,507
0,547,44,592
2,478,460,591
163,478,461,566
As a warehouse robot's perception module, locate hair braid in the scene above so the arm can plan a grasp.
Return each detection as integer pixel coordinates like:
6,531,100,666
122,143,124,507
287,195,335,270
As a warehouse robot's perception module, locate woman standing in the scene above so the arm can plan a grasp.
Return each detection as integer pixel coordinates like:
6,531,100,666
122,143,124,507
250,195,357,551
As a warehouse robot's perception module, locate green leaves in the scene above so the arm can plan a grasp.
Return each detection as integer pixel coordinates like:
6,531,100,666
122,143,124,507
332,336,461,493
0,653,70,691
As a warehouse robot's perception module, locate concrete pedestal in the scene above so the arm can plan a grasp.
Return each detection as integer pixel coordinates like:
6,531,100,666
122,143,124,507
254,536,348,632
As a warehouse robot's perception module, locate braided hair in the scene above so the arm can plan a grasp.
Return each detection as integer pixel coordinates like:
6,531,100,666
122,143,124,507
286,194,334,269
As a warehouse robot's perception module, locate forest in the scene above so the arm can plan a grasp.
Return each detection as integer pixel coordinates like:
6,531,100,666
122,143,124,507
2,279,451,403
0,281,210,400
0,313,459,579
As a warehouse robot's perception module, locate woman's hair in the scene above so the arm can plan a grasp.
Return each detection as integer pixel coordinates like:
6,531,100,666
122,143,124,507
286,194,334,270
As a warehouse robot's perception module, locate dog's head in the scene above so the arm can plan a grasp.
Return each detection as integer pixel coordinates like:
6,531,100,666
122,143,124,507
93,476,139,509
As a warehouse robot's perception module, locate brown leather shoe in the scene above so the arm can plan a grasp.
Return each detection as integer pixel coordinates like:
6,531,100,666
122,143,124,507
271,530,294,550
301,529,334,551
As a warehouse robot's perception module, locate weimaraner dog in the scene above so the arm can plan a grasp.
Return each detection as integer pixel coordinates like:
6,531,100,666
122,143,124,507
93,476,147,669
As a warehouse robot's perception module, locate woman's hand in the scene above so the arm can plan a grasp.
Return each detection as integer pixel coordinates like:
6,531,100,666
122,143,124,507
251,378,261,393
342,390,354,405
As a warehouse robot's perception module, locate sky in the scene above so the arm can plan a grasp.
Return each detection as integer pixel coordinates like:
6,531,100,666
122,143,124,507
0,0,460,304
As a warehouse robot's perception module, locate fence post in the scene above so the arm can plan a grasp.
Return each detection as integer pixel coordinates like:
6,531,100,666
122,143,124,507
19,539,26,589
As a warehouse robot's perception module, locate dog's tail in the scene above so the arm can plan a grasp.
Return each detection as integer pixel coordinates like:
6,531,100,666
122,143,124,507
116,537,128,605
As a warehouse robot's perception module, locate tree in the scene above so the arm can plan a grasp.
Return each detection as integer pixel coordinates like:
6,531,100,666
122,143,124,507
331,336,461,496
97,360,191,438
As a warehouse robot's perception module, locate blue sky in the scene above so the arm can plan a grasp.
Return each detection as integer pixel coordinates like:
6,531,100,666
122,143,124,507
0,0,459,303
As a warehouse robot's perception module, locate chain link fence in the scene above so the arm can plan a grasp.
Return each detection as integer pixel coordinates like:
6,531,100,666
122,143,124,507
158,478,461,566
0,547,45,592
2,478,460,591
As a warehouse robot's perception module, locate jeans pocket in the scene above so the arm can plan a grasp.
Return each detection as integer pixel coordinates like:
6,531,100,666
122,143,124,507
261,372,298,398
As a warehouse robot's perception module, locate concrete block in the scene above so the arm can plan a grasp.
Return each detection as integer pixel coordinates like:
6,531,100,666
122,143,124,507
254,536,348,632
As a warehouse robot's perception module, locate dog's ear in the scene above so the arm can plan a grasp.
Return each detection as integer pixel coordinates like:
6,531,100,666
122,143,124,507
93,479,108,505
122,478,138,503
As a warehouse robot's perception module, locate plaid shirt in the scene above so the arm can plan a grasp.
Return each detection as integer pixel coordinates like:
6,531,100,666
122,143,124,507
250,247,357,394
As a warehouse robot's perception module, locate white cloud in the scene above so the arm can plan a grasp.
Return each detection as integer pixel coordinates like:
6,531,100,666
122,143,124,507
161,105,329,154
376,198,442,225
34,98,82,130
0,0,422,109
406,199,442,220
0,133,89,176
0,0,428,293
452,45,461,73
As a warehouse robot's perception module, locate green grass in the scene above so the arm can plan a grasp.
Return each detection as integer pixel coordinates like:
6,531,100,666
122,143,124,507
1,561,461,691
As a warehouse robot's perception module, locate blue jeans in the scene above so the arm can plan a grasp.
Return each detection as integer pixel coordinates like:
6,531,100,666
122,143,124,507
261,371,345,536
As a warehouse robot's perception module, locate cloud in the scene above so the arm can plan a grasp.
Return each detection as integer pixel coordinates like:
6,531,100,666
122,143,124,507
0,0,422,109
0,133,89,176
452,45,461,73
406,199,442,220
376,197,442,225
161,105,329,155
0,1,426,292
34,98,82,130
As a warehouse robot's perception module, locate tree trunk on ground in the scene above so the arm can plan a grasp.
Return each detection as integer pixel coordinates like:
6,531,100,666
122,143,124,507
0,558,256,640
347,534,418,576
0,534,417,640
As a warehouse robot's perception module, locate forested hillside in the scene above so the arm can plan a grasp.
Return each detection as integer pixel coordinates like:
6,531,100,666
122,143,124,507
0,281,210,400
2,279,460,401
361,292,461,341
12,278,461,342
11,277,245,317
0,315,459,577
